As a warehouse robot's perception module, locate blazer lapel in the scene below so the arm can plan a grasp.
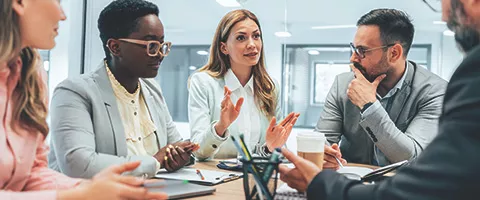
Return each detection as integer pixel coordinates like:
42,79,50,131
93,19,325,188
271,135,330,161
139,79,164,148
388,61,415,123
92,62,127,156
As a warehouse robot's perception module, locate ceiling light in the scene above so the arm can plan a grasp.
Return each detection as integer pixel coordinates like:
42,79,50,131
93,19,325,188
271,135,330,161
443,30,455,36
216,0,241,7
197,50,209,55
433,21,446,25
311,25,356,30
189,66,197,70
307,50,320,55
274,31,292,38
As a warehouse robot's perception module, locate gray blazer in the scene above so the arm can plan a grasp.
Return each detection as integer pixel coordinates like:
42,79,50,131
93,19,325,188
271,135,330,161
316,61,447,165
48,62,183,178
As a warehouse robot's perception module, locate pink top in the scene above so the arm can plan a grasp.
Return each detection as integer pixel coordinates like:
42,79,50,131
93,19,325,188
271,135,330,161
0,57,81,200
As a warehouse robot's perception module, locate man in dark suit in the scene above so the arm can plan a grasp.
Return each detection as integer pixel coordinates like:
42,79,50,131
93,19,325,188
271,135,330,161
279,0,480,199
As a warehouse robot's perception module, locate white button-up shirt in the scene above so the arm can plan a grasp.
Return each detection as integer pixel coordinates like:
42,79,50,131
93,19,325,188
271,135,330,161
188,69,281,160
223,69,262,148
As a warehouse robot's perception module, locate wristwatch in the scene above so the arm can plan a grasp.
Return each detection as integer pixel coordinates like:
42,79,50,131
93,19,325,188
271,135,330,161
361,102,374,113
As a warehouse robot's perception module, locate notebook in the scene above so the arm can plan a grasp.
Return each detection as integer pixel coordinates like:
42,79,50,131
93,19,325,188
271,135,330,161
145,180,216,200
155,167,243,185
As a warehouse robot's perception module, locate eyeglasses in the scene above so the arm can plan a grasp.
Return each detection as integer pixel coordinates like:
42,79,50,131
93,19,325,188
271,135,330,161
422,0,441,13
350,42,395,59
118,38,172,57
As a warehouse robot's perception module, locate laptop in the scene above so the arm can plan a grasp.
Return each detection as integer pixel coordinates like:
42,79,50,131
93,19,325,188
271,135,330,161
145,180,216,199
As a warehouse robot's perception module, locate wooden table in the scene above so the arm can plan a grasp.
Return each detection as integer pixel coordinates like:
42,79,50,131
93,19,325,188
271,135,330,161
184,160,381,200
184,160,245,200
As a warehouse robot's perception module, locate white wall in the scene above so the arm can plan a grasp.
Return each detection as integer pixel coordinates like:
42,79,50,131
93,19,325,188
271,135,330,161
440,35,464,80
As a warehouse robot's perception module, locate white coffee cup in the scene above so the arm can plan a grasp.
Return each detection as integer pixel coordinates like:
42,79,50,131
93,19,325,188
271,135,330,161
296,132,326,169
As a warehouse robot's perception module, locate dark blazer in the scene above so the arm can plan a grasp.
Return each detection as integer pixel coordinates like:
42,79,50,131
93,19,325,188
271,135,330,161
307,45,480,200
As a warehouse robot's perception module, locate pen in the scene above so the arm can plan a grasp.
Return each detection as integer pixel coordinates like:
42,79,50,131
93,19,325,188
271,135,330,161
196,169,205,180
335,156,344,168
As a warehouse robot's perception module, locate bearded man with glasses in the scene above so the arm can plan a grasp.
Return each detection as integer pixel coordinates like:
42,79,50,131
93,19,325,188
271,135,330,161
280,0,480,198
313,8,448,170
47,0,199,179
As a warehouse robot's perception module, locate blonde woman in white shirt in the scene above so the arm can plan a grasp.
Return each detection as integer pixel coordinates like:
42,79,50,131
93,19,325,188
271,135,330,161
189,9,299,160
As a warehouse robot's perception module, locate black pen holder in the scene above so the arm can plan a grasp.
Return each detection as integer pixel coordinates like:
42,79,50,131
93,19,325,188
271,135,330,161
240,157,281,200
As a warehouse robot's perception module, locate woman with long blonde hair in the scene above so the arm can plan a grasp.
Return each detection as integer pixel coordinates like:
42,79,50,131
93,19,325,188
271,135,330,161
188,9,299,160
0,0,165,199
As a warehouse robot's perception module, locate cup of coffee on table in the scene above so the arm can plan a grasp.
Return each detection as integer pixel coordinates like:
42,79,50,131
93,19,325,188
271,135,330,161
296,132,326,169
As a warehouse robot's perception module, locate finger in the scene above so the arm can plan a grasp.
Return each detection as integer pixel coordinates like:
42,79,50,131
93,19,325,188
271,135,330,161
288,116,299,127
331,143,342,157
114,175,145,187
117,184,149,200
350,64,367,81
166,147,179,167
193,144,200,151
169,146,181,164
324,145,340,157
164,156,174,172
372,74,387,87
324,153,339,167
235,97,244,112
284,124,294,138
223,86,229,95
280,112,295,127
107,161,141,174
176,146,190,163
183,144,195,153
145,191,169,200
281,148,306,168
220,96,227,109
268,117,276,132
278,164,293,175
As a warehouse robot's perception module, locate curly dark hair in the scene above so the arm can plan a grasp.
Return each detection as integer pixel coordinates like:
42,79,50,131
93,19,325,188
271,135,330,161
98,0,159,62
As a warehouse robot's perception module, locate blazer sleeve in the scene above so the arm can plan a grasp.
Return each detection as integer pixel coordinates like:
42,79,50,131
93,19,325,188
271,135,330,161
357,82,445,163
188,74,230,161
0,137,82,200
49,80,158,178
25,136,82,190
315,75,343,144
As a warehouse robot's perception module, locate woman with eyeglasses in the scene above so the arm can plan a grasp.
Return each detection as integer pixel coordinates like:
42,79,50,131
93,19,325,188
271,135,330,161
0,0,167,199
48,0,198,179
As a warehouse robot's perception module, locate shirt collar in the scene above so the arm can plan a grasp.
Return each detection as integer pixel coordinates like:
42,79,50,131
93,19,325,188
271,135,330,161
379,63,408,99
106,65,140,100
224,69,254,93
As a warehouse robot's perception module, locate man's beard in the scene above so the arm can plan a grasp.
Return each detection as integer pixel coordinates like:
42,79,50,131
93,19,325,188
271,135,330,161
353,54,389,83
447,0,480,53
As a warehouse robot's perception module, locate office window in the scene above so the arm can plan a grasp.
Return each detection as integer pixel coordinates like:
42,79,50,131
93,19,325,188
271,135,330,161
282,44,431,128
39,50,50,85
155,45,210,122
313,62,350,105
